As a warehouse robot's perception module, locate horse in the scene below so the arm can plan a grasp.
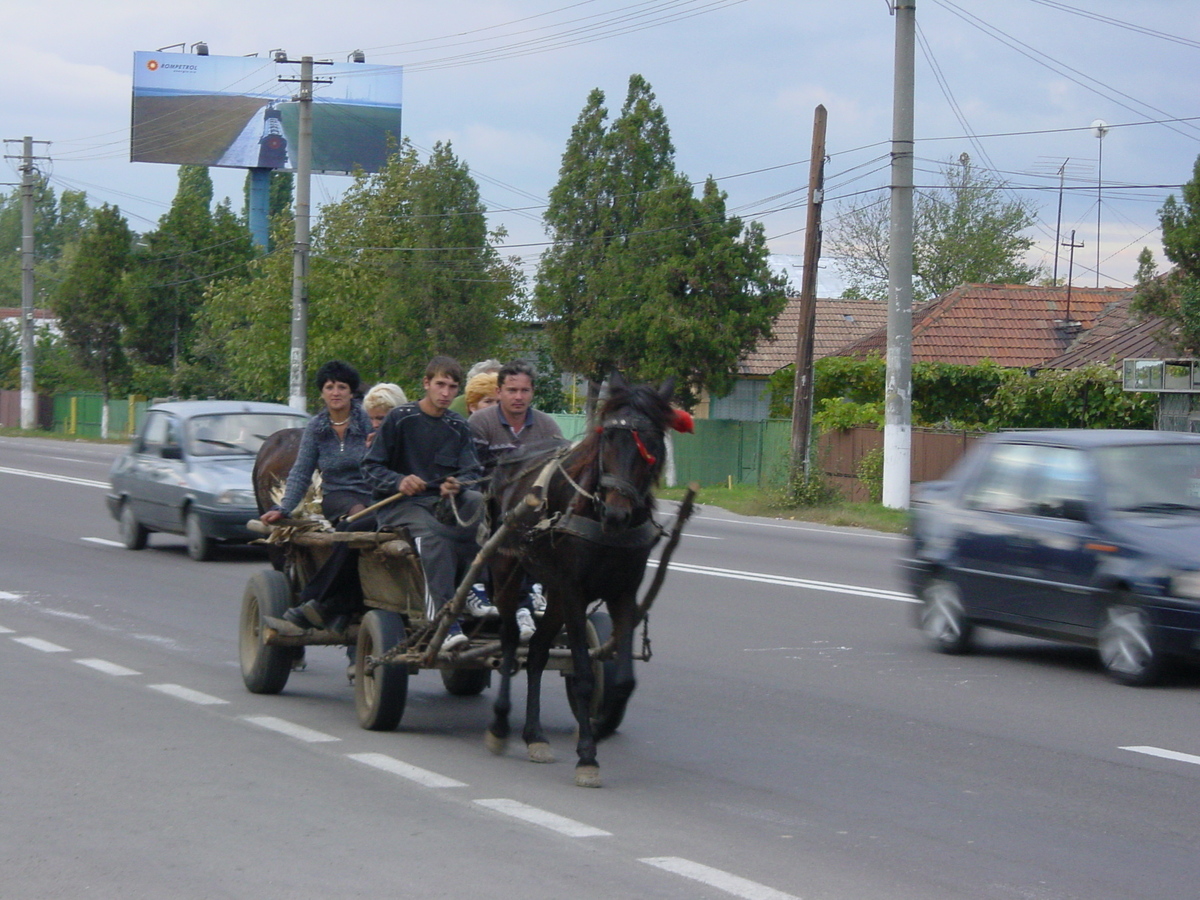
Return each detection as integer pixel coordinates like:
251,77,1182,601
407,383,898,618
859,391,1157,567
483,373,691,787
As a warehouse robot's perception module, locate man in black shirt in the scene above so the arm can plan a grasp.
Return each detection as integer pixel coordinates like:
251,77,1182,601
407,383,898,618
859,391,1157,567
362,356,482,650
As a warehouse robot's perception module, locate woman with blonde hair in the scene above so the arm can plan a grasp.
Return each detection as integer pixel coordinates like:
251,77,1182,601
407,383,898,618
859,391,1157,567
464,372,499,415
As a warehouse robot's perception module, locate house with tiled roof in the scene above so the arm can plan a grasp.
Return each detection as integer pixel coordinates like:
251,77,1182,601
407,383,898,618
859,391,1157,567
1041,292,1174,369
706,296,887,420
831,283,1138,367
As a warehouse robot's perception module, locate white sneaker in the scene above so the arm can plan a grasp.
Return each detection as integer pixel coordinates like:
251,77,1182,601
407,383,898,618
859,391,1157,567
528,583,547,615
516,607,536,643
464,584,498,618
443,622,470,652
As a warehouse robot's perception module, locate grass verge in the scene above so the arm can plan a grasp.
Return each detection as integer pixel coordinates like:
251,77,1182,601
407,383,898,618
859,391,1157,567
655,483,908,534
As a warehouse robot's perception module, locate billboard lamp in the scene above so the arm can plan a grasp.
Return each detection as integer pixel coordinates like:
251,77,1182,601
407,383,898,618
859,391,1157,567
157,43,186,53
349,50,366,63
191,42,209,55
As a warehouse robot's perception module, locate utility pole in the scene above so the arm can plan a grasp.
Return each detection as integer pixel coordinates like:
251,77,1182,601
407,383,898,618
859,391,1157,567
278,55,332,412
4,136,50,430
1053,158,1068,285
884,0,915,509
790,105,827,480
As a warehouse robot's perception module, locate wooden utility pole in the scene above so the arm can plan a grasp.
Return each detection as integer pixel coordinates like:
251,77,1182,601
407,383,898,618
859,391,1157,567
790,105,827,479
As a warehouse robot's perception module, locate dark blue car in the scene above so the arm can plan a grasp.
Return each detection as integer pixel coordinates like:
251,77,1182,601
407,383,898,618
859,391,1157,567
902,429,1200,685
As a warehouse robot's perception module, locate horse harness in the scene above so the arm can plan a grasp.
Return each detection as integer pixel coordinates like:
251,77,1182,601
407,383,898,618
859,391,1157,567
505,416,667,552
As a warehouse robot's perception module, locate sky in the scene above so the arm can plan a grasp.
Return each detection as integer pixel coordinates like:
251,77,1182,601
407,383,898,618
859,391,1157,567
4,0,1198,298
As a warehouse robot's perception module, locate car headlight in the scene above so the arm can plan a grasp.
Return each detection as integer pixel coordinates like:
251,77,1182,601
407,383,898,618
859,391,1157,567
215,490,257,507
1170,571,1200,600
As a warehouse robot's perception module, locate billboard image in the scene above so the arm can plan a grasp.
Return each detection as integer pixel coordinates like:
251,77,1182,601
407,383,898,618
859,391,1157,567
131,51,403,174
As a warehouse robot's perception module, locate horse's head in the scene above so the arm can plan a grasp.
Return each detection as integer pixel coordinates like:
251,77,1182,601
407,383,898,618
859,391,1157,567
593,374,677,529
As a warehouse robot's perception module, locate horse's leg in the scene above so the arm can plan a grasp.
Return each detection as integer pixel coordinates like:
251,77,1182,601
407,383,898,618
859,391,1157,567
522,593,562,764
595,591,639,742
485,559,521,755
562,598,601,787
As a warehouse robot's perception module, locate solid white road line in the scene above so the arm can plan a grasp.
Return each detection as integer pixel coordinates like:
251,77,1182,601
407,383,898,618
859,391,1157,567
0,465,108,489
242,715,340,743
347,752,466,788
648,559,915,603
76,658,141,677
0,591,23,600
12,636,70,653
148,683,229,705
0,625,13,634
82,537,124,548
1121,745,1200,767
473,799,611,837
640,857,801,900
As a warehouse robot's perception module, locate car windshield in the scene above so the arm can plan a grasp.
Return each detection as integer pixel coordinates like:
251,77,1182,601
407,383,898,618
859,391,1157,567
1094,443,1200,513
187,413,307,457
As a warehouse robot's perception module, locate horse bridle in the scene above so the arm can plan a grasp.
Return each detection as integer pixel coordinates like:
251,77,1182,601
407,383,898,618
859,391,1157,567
595,412,663,510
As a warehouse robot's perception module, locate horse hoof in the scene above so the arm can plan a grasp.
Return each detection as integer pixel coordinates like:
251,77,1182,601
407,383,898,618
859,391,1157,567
527,742,555,764
485,730,508,756
574,765,601,788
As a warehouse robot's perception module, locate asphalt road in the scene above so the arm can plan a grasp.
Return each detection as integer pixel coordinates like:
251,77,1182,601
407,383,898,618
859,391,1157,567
2,434,1199,899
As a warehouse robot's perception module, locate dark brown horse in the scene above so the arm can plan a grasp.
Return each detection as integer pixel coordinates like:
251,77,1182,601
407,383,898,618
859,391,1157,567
484,374,688,787
252,428,304,572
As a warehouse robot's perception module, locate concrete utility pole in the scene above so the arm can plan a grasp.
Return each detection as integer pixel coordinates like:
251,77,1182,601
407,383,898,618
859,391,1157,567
883,0,916,509
790,105,827,479
278,56,332,412
4,137,50,430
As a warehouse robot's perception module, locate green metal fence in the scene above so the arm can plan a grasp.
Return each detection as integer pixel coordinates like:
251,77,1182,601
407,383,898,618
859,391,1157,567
52,393,148,439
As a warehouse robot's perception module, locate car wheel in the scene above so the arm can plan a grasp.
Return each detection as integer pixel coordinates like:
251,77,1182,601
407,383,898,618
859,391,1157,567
185,509,214,562
918,576,973,654
119,503,148,551
1098,602,1163,686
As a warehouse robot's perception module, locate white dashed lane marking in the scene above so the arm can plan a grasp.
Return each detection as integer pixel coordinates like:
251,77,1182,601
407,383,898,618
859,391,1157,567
0,625,14,634
1122,745,1200,767
243,715,340,743
76,658,141,676
12,636,70,653
148,683,229,705
82,537,124,548
474,798,611,837
347,753,466,788
641,857,801,900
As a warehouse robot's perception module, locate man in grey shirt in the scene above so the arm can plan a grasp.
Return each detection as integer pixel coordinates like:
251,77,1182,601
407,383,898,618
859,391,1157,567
468,359,565,473
467,360,564,638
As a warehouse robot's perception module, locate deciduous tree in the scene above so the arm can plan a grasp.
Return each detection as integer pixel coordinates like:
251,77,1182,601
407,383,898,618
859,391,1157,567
828,154,1041,303
53,203,132,395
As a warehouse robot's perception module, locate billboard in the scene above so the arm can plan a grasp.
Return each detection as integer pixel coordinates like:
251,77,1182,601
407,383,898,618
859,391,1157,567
131,51,403,174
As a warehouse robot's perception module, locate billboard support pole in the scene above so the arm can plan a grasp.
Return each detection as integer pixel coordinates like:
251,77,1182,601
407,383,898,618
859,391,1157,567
288,57,315,412
247,168,271,251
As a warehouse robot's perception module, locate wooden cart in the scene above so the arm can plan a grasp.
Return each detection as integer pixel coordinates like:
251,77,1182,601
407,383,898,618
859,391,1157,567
237,518,622,732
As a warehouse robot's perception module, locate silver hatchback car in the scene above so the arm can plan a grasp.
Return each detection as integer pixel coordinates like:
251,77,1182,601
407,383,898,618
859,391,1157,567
106,400,308,560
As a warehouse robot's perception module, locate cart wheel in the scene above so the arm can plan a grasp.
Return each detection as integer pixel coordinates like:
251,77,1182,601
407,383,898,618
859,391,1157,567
355,609,408,731
441,667,490,696
584,610,627,738
239,570,294,694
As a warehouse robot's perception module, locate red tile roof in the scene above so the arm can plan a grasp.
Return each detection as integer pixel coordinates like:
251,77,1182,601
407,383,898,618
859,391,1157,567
831,283,1136,367
739,297,888,376
1042,293,1174,368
